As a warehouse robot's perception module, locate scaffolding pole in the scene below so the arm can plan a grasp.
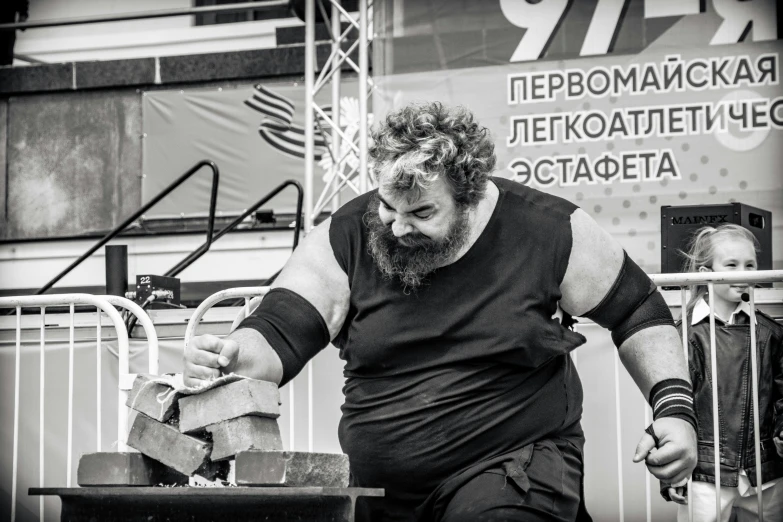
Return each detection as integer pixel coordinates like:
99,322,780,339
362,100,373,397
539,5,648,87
304,0,373,233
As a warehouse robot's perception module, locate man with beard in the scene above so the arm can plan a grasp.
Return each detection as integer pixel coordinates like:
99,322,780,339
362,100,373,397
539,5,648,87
184,102,697,521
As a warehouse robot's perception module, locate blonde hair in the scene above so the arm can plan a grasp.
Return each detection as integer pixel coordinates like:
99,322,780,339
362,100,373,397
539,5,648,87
682,224,760,316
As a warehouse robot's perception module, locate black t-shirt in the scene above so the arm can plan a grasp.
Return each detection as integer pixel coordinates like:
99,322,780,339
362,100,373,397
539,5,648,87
328,177,587,499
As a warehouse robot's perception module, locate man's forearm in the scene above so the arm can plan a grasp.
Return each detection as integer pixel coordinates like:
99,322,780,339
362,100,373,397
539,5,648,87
618,324,691,401
223,328,284,385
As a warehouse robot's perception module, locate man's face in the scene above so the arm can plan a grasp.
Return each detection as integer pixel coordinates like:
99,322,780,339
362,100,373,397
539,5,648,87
365,175,470,290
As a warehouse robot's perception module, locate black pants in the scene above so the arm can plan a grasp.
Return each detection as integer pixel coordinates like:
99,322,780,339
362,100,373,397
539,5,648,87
440,438,587,522
356,436,590,522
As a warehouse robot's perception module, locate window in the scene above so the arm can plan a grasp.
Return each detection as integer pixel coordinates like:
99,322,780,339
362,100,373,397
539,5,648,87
194,0,294,26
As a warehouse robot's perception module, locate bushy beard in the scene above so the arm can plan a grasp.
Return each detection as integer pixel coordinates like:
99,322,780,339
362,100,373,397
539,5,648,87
364,194,470,291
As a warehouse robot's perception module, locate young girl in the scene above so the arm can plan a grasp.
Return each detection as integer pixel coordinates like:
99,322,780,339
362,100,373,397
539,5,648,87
672,224,783,522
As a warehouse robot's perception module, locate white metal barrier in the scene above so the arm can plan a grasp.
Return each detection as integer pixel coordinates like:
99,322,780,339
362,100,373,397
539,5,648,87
0,293,159,522
639,270,783,522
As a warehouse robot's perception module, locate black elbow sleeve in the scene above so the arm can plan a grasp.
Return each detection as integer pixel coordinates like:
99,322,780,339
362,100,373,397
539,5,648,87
583,252,674,348
236,288,330,386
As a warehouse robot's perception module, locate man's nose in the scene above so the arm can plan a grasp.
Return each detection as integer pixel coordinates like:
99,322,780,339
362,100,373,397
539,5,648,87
391,218,413,237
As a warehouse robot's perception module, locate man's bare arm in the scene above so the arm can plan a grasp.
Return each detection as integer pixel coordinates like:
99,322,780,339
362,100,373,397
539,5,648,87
559,209,690,398
559,209,696,486
184,218,350,387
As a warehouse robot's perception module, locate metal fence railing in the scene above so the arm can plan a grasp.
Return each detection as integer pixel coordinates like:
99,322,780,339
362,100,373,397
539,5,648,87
4,270,781,522
0,293,158,522
644,270,783,522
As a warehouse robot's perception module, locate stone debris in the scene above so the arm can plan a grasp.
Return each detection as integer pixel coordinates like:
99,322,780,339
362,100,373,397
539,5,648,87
78,375,349,490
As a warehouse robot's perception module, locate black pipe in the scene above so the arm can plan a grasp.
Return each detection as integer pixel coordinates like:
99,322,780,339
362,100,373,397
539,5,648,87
105,245,128,297
37,160,219,294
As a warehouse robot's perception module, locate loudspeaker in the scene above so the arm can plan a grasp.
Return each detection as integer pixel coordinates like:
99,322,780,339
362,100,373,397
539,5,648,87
660,202,772,273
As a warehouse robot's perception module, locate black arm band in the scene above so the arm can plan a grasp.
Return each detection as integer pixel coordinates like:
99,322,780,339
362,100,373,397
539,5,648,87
649,378,698,433
583,251,675,347
236,288,330,386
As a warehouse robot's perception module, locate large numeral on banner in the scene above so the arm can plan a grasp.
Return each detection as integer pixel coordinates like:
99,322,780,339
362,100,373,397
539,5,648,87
644,0,702,18
580,0,627,56
500,0,571,62
711,0,777,44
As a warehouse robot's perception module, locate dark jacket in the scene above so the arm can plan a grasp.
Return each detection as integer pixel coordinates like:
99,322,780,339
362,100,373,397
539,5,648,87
680,307,783,488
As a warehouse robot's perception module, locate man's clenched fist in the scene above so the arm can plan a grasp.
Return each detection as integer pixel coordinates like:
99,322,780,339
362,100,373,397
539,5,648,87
183,334,240,387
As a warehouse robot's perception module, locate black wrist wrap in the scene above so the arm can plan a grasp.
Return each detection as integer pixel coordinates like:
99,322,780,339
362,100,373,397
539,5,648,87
649,378,698,433
236,287,330,386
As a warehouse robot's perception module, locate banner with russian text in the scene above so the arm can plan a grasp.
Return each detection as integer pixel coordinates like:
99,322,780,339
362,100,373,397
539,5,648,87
373,0,782,273
142,80,363,217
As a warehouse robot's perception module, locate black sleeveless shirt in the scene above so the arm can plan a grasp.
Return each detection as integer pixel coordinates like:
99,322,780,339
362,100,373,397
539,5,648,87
328,177,587,498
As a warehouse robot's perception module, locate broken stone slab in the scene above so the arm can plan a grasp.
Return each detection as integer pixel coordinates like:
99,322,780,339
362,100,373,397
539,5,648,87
235,451,350,488
127,413,217,478
178,378,280,434
191,459,236,487
77,452,188,486
125,374,180,422
205,415,283,461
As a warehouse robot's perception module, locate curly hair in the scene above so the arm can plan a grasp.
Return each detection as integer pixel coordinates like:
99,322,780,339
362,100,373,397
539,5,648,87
369,102,496,207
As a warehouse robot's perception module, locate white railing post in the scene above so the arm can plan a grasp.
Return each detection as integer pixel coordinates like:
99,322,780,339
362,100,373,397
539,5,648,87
67,303,75,487
748,288,764,522
39,306,45,520
11,307,21,522
614,350,625,522
0,293,134,522
96,309,102,452
102,295,160,375
680,286,694,522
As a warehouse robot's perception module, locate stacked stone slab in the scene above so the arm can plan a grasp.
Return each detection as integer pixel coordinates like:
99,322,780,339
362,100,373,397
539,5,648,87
77,373,351,489
178,378,283,460
77,374,282,486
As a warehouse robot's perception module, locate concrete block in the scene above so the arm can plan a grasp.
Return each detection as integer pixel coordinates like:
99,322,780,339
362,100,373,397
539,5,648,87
75,58,156,89
205,416,283,461
0,62,72,94
5,90,142,240
235,451,350,488
126,413,212,477
126,374,180,422
77,452,188,486
178,379,280,434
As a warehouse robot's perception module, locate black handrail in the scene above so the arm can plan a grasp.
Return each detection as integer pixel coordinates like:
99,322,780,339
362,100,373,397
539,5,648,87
37,160,220,294
164,179,304,278
124,180,303,331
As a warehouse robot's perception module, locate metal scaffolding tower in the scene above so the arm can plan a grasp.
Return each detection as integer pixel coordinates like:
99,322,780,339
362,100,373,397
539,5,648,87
303,0,373,233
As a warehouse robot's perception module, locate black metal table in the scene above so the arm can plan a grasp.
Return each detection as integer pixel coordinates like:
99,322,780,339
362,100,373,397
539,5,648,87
30,486,384,522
